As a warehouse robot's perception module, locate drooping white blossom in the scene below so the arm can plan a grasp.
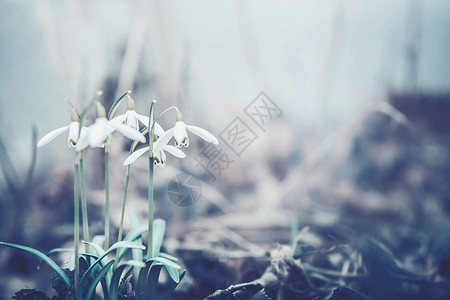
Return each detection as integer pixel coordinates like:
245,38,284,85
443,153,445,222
109,96,164,136
37,109,88,150
76,102,145,151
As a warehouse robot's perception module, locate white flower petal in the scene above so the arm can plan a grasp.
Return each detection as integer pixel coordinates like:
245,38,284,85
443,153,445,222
109,122,146,143
67,122,81,147
153,127,174,154
75,128,90,151
153,149,167,167
37,125,70,147
126,111,139,130
160,150,166,167
124,146,150,165
109,112,128,126
135,113,149,127
163,145,186,158
153,150,162,166
88,119,111,147
154,122,165,137
173,121,188,147
185,124,218,144
135,113,164,137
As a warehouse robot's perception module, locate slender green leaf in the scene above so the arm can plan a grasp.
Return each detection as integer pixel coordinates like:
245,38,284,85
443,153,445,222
117,224,146,261
84,240,113,287
146,257,181,270
84,241,108,268
46,248,74,255
99,277,109,300
78,241,145,300
146,257,181,283
146,263,163,299
129,207,140,229
123,224,147,242
50,250,96,271
128,208,144,286
85,260,114,300
132,237,143,286
163,264,181,283
137,265,149,294
108,90,131,120
152,219,166,258
92,235,105,248
163,270,186,300
159,252,178,261
0,242,71,288
109,260,146,300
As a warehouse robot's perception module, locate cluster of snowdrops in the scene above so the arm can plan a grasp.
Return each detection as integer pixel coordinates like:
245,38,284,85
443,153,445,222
1,90,218,300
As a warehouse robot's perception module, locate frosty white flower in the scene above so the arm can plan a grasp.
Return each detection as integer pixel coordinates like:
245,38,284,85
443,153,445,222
110,96,164,136
37,109,88,149
76,102,146,151
156,110,219,150
123,144,185,167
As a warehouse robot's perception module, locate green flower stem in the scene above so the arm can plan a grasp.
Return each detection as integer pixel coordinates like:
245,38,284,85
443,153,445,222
79,155,90,252
147,100,156,259
104,145,110,251
153,106,178,123
148,157,154,259
114,165,131,267
117,166,130,243
74,152,81,297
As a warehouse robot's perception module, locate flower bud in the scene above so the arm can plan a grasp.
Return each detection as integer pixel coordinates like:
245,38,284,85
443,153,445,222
176,110,183,122
127,96,135,110
71,108,79,122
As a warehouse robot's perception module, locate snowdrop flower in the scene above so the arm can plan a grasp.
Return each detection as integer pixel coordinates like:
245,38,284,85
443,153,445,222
37,109,88,149
76,102,146,151
123,143,185,167
110,96,164,136
157,110,218,149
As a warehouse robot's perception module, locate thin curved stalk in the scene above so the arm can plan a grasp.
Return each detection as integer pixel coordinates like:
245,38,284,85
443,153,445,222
117,166,131,243
104,145,110,251
148,157,154,260
115,165,131,267
147,100,156,260
79,155,90,252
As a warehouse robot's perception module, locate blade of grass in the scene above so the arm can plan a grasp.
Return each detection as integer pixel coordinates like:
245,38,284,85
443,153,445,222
152,219,166,258
0,242,70,288
85,260,115,300
158,252,178,261
162,270,186,300
108,90,131,120
146,263,163,299
145,257,181,283
109,260,146,300
78,241,145,300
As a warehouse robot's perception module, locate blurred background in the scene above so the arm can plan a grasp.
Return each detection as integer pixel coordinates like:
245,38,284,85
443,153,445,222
1,0,450,299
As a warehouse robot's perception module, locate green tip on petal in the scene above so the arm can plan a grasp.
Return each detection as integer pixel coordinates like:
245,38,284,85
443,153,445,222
96,102,106,118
